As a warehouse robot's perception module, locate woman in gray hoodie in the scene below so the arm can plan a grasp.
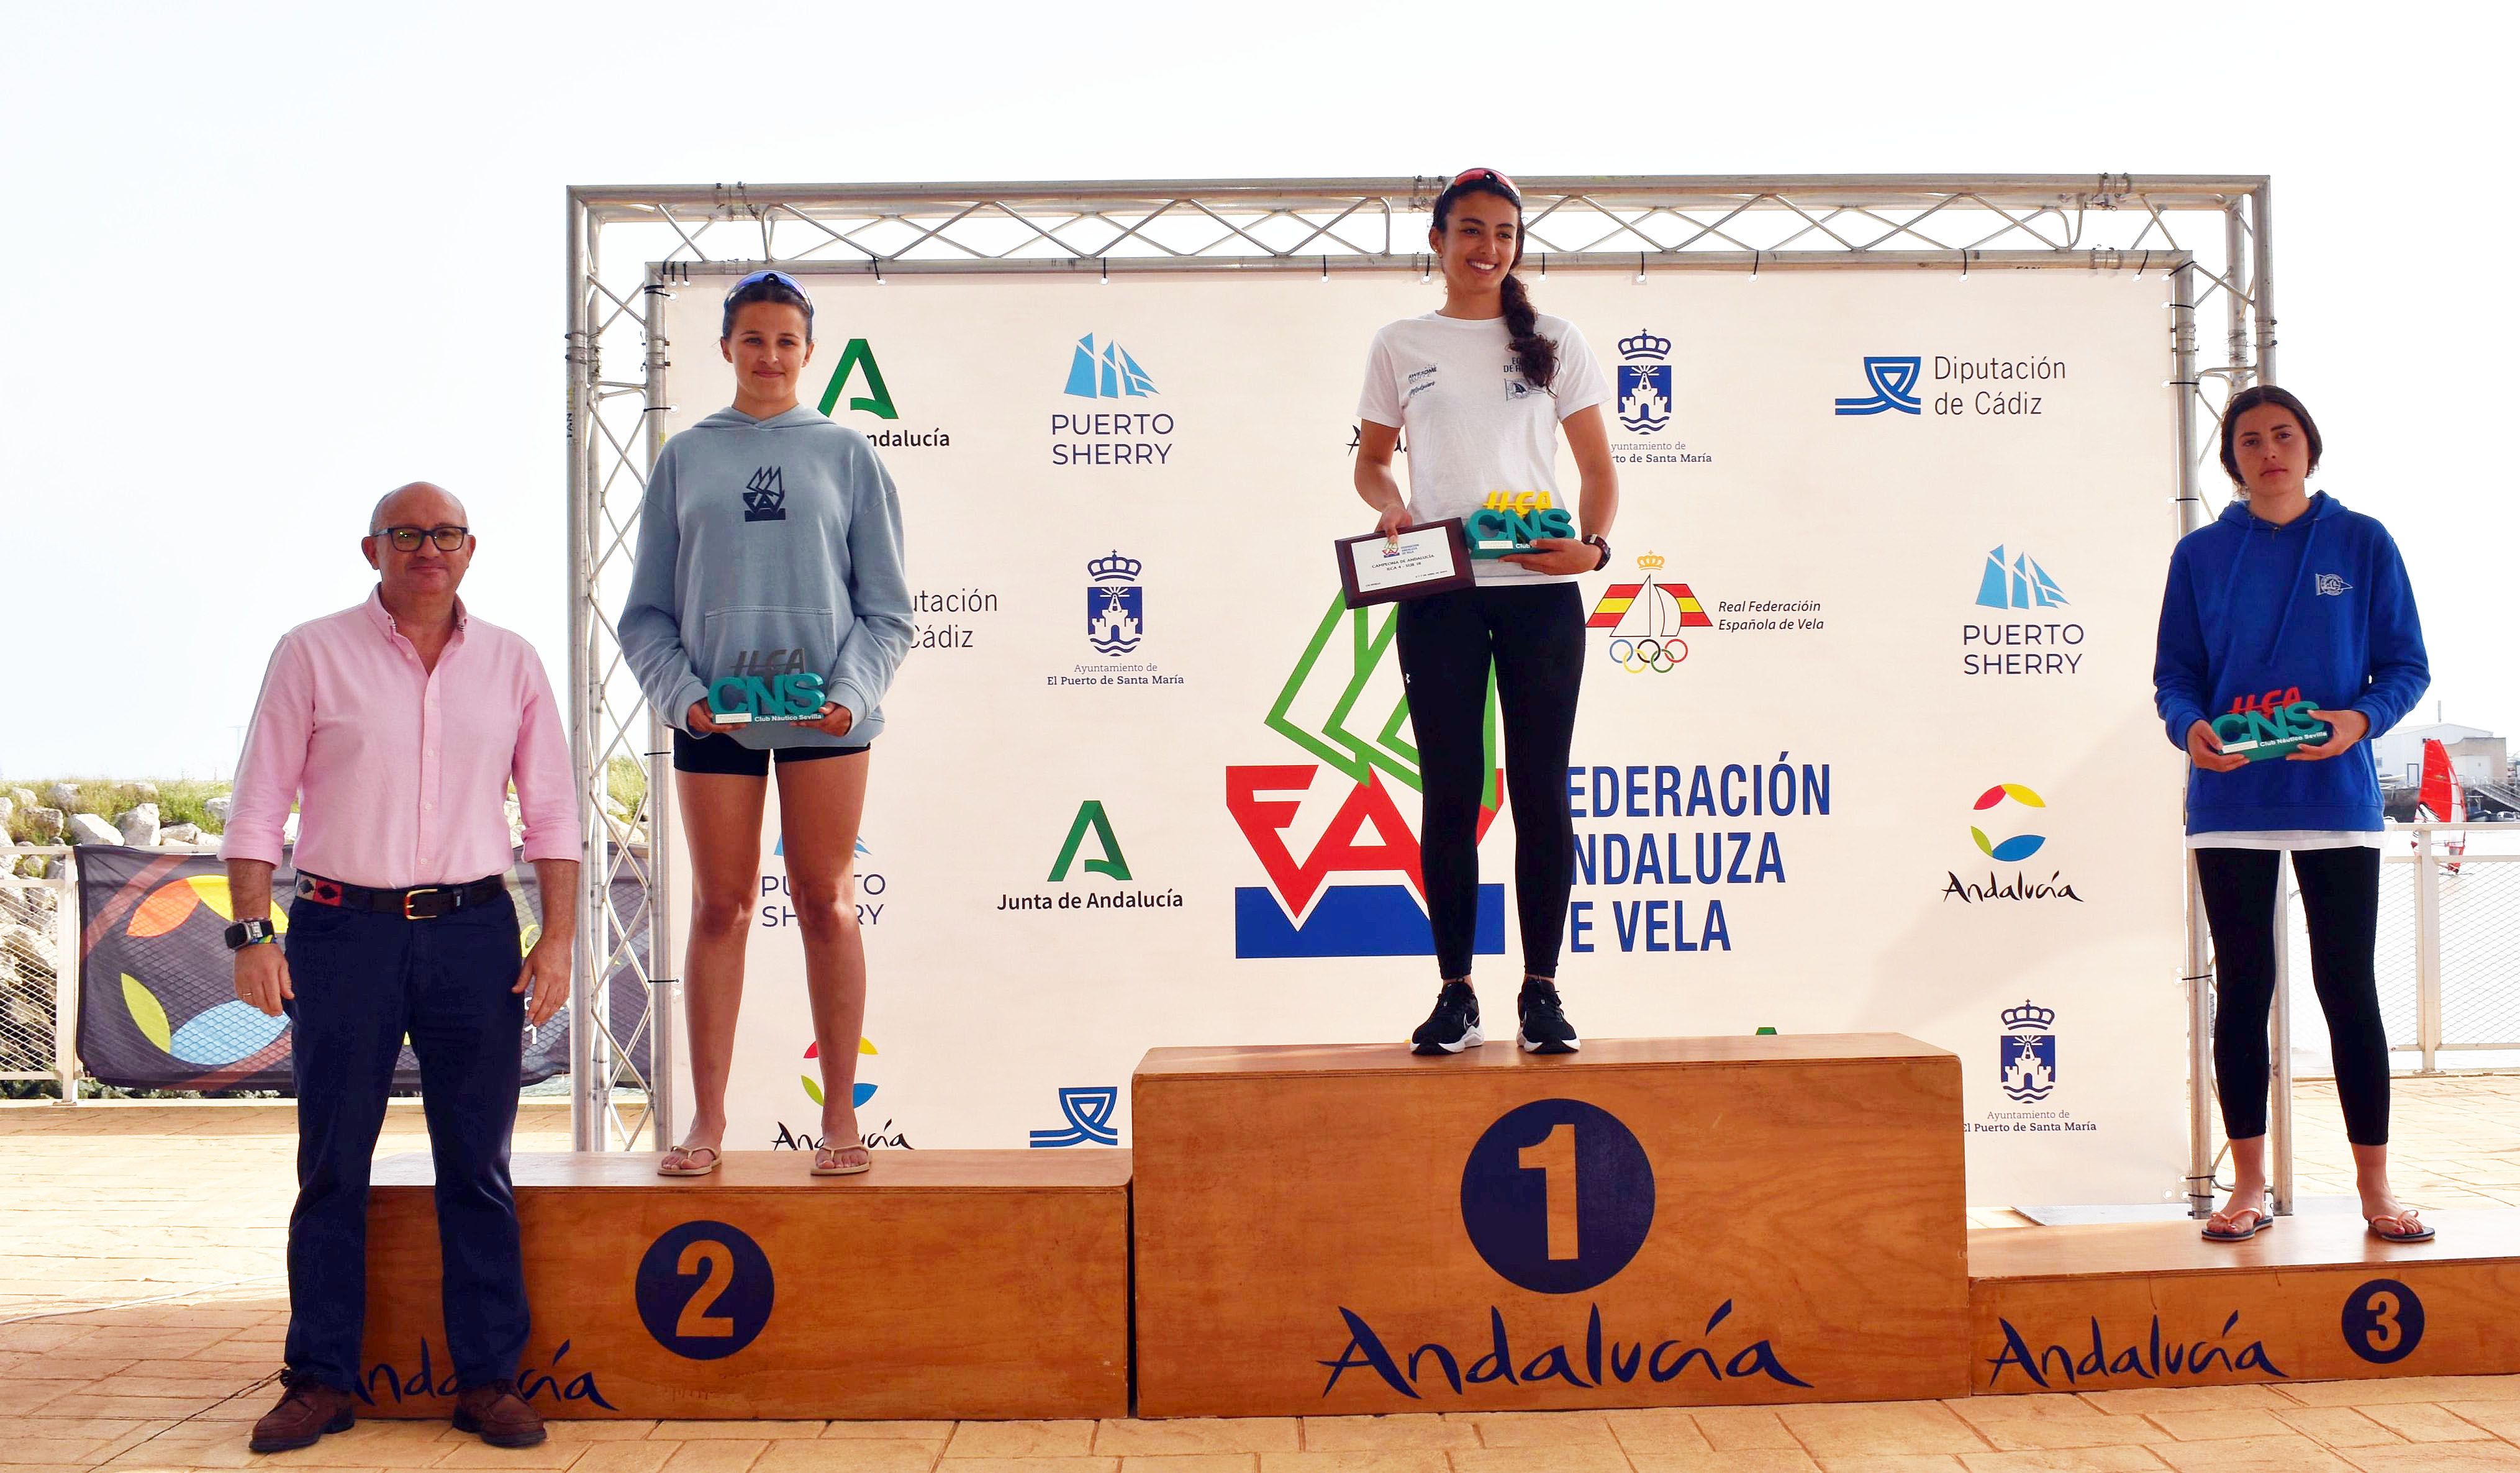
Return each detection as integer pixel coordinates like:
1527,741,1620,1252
621,270,912,1176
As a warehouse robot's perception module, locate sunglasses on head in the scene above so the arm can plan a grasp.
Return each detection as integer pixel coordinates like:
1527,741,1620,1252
1449,167,1520,201
724,268,811,303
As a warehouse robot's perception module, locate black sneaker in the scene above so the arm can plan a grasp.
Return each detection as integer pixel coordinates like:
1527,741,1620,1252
1410,980,1483,1054
1518,979,1580,1054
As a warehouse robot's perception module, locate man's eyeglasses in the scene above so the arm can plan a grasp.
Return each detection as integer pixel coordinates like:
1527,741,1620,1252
372,525,469,552
1449,167,1520,200
726,268,810,302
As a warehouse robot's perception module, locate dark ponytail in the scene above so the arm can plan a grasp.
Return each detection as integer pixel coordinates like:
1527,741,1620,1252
1497,271,1557,391
1432,171,1557,391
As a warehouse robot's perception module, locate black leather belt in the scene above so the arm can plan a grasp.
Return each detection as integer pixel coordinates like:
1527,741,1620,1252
295,872,506,920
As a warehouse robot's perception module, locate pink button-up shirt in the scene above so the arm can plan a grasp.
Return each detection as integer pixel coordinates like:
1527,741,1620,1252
221,590,580,889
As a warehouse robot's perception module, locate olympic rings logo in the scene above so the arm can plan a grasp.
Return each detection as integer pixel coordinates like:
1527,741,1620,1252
1606,637,1687,674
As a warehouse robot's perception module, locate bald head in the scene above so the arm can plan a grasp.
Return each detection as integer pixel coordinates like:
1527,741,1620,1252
370,482,467,534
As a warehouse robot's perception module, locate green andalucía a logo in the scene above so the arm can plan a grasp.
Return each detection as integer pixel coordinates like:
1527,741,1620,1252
817,339,899,420
1049,800,1131,882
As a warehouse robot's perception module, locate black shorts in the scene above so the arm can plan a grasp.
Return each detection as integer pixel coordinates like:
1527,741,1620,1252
672,728,870,777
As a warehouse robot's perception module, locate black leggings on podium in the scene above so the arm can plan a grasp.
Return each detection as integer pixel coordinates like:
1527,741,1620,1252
2195,845,2390,1146
1395,582,1585,982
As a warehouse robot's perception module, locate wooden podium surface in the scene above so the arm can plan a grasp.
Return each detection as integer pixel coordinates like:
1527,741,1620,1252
359,1149,1130,1420
1133,1033,1969,1416
1970,1208,2520,1393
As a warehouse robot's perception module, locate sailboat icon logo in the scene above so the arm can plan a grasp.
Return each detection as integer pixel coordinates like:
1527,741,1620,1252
1974,547,2068,610
1587,563,1713,674
1063,334,1158,399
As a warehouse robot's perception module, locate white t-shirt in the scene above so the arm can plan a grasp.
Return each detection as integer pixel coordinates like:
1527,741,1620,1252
1358,310,1610,585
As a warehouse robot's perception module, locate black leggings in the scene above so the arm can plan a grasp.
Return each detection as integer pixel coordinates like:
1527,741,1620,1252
2196,845,2389,1146
1395,582,1584,982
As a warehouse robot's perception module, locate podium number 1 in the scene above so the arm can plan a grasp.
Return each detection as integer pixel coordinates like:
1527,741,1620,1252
1519,1123,1580,1260
675,1240,737,1338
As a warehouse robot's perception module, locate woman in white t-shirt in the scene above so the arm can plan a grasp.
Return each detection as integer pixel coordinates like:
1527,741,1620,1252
1353,167,1618,1056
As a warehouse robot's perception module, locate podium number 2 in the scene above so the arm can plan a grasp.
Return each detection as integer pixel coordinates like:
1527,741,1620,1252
2342,1277,2424,1365
636,1220,775,1360
674,1241,737,1338
1518,1123,1580,1260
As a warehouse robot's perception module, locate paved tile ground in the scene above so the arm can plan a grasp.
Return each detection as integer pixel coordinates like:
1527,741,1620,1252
9,1076,2520,1471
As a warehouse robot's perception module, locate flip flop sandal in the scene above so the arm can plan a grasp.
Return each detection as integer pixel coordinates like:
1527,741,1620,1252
2202,1197,2275,1241
657,1145,721,1178
2368,1210,2434,1243
812,1143,873,1177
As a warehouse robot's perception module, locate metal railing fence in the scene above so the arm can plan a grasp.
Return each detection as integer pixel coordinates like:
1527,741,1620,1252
0,848,79,1101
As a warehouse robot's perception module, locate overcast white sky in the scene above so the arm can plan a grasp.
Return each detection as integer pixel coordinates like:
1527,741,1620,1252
1,2,2509,780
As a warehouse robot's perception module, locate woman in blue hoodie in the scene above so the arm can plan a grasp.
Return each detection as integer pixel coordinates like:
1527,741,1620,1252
621,270,913,1177
2154,384,2429,1243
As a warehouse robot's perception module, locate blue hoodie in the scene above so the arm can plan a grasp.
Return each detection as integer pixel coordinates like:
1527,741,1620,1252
620,405,912,749
2152,491,2427,833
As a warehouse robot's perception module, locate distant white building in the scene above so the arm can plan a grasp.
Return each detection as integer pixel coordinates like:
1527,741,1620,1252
2372,722,2506,786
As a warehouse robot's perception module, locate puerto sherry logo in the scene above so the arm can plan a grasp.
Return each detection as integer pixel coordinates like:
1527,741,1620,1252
1228,595,1505,959
1616,328,1672,433
1054,333,1172,466
740,466,787,522
1002,801,1185,915
1085,551,1144,655
759,835,887,928
1587,556,1710,674
1998,1000,2057,1103
1834,355,1923,415
1029,1085,1121,1148
1947,782,2083,904
1966,546,2085,676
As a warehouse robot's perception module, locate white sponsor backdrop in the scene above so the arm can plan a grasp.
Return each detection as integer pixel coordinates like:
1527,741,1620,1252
653,266,2188,1207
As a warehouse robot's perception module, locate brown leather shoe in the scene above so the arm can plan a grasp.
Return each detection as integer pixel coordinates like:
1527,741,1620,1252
248,1369,356,1453
452,1380,546,1447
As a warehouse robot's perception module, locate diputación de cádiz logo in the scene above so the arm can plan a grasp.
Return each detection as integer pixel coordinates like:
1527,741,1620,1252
1833,355,1923,416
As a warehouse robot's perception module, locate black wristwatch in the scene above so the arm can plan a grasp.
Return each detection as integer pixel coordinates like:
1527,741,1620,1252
225,919,277,951
1583,535,1612,571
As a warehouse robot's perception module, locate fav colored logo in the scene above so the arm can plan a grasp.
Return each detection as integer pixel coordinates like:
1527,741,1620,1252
1833,355,1924,416
1998,1000,2057,1104
1226,596,1505,959
1969,784,2048,863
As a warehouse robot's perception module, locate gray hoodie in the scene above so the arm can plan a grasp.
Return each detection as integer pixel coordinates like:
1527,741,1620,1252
620,405,912,749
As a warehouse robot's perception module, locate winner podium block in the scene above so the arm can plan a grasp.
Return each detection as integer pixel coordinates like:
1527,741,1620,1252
357,1151,1130,1420
1970,1209,2520,1394
1132,1035,1969,1416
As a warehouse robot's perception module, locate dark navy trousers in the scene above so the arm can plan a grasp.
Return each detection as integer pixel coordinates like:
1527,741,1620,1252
280,890,528,1394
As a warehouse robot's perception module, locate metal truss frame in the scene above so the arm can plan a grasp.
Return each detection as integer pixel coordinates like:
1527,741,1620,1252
566,175,2275,1207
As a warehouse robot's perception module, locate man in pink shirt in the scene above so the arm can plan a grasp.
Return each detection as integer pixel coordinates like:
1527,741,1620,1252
221,483,580,1454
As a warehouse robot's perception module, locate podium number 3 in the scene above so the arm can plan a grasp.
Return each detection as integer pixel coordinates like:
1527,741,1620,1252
635,1220,775,1360
674,1241,737,1338
2342,1277,2424,1365
1518,1123,1580,1260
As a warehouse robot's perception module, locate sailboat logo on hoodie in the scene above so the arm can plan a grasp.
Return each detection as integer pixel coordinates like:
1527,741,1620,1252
742,466,787,523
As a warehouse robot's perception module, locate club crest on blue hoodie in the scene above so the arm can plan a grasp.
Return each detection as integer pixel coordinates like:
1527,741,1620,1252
2152,491,2428,833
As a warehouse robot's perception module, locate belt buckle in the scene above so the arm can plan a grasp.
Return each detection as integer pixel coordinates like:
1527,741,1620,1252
402,887,448,920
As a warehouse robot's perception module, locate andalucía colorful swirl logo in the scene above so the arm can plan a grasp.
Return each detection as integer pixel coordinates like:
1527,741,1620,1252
1969,784,2049,863
800,1036,878,1109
